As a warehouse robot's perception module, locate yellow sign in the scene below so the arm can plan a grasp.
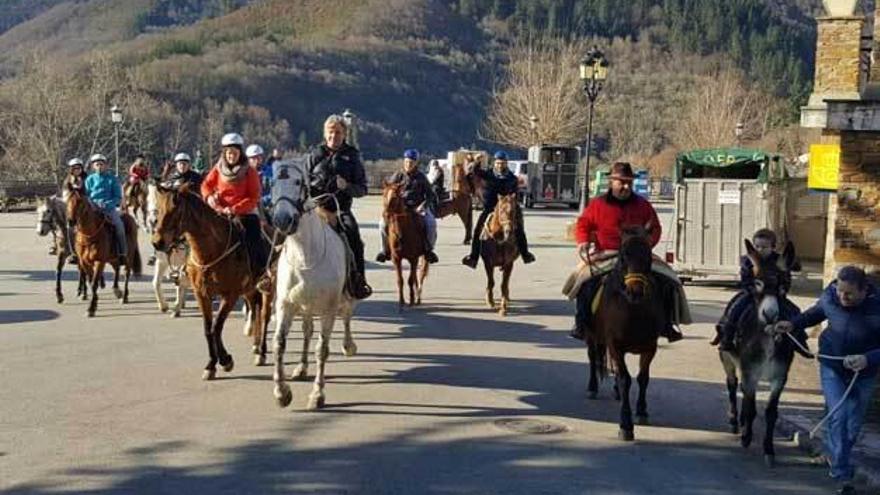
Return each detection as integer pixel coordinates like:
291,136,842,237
808,144,840,190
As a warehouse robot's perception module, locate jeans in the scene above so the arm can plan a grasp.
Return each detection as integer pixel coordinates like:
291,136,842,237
468,206,530,259
103,207,127,257
379,210,436,253
820,363,878,481
240,214,269,275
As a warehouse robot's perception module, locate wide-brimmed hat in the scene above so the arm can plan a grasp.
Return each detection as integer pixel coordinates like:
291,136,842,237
610,162,635,181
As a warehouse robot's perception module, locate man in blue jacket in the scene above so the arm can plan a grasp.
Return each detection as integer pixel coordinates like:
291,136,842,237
84,154,126,261
776,266,880,495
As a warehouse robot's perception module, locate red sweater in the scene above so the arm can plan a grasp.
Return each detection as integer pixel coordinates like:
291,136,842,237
575,194,661,250
201,165,261,215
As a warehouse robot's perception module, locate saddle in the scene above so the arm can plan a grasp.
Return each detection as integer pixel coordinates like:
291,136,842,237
316,206,371,300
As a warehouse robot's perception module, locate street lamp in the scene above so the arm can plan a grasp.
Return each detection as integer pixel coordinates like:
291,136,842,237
110,104,123,177
735,121,744,146
342,108,359,149
578,46,609,213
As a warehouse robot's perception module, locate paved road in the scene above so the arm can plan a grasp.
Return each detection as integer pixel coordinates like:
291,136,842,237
0,197,844,494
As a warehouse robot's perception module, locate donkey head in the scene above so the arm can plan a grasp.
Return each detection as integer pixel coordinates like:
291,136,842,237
744,239,797,325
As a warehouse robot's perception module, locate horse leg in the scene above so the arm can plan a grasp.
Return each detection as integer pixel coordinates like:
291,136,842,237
78,262,88,300
762,358,791,467
484,262,496,309
195,293,219,380
408,259,417,306
257,292,272,366
122,264,131,304
587,340,600,399
87,262,102,317
720,353,740,434
111,264,123,300
213,296,236,374
307,314,335,410
292,317,313,380
341,304,357,357
242,298,254,337
463,203,473,245
395,259,405,311
636,349,656,425
740,370,759,449
614,352,635,441
55,253,65,304
272,300,295,407
153,255,168,313
499,262,513,316
249,293,264,365
416,259,428,305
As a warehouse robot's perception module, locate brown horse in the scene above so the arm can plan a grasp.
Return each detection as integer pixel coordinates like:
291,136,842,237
382,182,429,309
123,179,148,227
151,184,272,380
479,193,519,316
66,189,142,317
586,226,664,441
437,161,478,245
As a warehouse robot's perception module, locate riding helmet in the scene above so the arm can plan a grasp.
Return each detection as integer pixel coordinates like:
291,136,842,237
67,157,84,168
221,133,245,148
89,153,108,164
245,144,265,158
173,152,191,163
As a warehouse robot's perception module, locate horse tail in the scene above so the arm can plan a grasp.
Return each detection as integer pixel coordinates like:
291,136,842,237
592,340,609,381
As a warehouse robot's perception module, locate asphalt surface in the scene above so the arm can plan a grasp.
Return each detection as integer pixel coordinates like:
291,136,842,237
0,197,852,494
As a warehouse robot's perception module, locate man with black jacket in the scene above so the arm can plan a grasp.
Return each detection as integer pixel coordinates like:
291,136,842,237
308,114,372,299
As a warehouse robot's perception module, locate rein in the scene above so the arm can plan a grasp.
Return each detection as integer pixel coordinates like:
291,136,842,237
176,193,242,273
73,199,109,240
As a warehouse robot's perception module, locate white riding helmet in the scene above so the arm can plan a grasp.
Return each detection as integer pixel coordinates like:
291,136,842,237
89,153,108,164
245,144,264,158
67,157,84,168
221,133,245,147
174,152,192,163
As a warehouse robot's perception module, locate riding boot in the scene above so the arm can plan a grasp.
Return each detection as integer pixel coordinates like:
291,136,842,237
571,277,600,340
462,209,490,269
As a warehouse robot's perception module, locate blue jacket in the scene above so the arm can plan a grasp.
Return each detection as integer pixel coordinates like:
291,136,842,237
85,171,122,210
259,162,274,209
791,282,880,378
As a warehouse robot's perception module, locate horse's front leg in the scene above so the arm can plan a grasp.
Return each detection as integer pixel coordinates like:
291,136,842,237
111,264,122,300
55,253,65,304
719,353,740,434
256,291,272,366
416,258,428,305
245,293,262,362
635,349,656,425
394,259,405,311
587,340,600,399
153,255,168,313
273,300,295,408
740,370,759,449
87,262,103,318
614,352,635,441
196,292,218,380
292,317,314,380
341,304,357,357
213,295,236,374
122,264,131,304
307,313,336,410
483,261,495,309
408,259,417,306
462,203,473,245
762,357,791,467
499,261,513,316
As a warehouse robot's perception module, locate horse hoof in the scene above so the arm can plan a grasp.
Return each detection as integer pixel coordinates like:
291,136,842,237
171,311,180,318
202,369,216,381
113,289,123,299
637,415,650,426
618,429,635,442
764,455,775,468
307,395,325,410
86,310,95,318
57,296,64,304
160,306,168,313
291,366,308,381
80,294,88,301
274,386,292,408
343,342,358,357
587,390,598,400
221,358,234,373
254,354,266,366
741,436,752,449
730,424,740,435
499,309,507,317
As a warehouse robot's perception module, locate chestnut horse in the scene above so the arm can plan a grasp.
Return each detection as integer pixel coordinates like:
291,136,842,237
151,184,271,380
66,189,142,317
437,162,478,245
382,182,430,309
586,226,664,442
123,179,148,228
479,193,519,316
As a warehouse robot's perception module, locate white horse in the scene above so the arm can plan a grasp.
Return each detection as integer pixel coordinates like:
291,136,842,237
270,157,357,410
147,182,189,317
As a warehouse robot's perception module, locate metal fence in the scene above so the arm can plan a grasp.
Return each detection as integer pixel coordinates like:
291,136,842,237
0,180,58,211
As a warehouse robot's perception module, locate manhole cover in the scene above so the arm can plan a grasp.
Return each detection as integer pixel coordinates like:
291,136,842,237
493,418,570,435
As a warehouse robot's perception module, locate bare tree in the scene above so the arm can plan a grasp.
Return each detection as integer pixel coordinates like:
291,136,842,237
482,37,590,149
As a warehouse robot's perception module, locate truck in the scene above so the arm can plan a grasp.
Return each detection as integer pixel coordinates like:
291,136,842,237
520,145,582,209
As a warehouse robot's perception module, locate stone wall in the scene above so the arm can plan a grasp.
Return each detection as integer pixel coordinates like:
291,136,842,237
812,17,863,104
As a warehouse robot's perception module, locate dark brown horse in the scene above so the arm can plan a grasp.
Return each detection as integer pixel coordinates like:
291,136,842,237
587,226,664,441
437,161,480,245
151,184,272,379
36,196,87,303
479,193,519,316
66,189,142,317
123,179,148,227
382,182,429,309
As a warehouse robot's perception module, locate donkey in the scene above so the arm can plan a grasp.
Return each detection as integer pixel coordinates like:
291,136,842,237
35,196,86,303
719,239,804,467
123,179,149,228
479,193,520,316
382,182,430,310
437,161,476,245
146,183,189,317
588,226,666,441
270,158,357,410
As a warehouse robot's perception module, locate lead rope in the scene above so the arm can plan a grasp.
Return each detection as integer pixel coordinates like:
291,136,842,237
779,331,860,438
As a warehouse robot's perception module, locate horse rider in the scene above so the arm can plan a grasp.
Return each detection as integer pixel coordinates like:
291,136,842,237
246,144,274,215
57,157,86,263
128,155,150,186
375,149,439,265
427,159,446,201
570,162,682,343
167,152,202,190
84,154,127,263
200,133,272,293
307,114,372,300
461,151,536,268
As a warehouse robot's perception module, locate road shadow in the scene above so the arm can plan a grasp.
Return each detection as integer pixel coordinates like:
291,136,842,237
0,269,81,283
0,309,60,325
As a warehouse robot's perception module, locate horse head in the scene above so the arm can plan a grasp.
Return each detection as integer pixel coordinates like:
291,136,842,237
744,239,797,325
151,182,189,252
382,181,406,216
36,196,55,236
618,225,654,302
271,157,309,235
492,193,518,243
65,186,89,227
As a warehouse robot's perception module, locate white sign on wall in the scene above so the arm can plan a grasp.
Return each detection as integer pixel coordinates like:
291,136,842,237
718,190,741,205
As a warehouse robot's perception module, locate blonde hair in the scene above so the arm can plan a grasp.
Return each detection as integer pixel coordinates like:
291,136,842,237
323,114,348,131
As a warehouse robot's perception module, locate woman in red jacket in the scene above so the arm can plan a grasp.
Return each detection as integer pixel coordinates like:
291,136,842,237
570,162,681,343
201,132,271,291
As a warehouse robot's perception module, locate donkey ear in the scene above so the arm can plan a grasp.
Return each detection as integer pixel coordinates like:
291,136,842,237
744,239,757,256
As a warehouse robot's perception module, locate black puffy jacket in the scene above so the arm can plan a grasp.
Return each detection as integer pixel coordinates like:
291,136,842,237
308,142,367,212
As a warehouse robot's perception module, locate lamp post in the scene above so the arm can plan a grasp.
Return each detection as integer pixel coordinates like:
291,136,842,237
735,121,744,146
578,46,609,213
342,109,358,149
110,104,123,177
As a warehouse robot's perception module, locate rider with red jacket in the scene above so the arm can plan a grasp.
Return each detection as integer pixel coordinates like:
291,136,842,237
128,156,150,184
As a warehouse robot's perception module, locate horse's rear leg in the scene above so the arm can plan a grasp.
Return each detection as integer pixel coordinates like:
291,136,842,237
408,260,417,306
196,293,219,380
720,353,740,433
307,314,335,410
153,256,168,313
213,296,236,374
112,264,123,300
762,358,791,467
292,317,314,380
273,301,295,408
484,262,496,309
341,305,357,357
463,205,473,245
416,259,428,305
614,353,635,441
256,292,272,366
55,253,65,304
740,370,759,449
636,349,656,425
394,260,405,311
586,340,600,399
499,262,513,316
